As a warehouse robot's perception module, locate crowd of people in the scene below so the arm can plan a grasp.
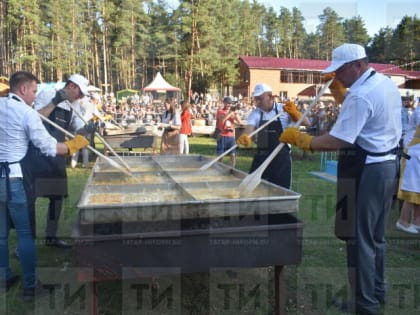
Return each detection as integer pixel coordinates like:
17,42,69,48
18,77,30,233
90,90,340,138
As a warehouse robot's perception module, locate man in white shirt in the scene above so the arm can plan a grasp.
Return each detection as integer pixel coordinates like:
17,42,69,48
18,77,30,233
280,43,401,315
0,71,88,300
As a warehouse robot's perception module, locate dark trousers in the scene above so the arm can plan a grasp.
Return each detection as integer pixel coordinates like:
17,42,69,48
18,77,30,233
45,197,63,239
346,160,397,314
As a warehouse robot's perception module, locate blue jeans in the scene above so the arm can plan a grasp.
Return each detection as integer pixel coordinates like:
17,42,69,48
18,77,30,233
216,136,236,155
0,178,36,288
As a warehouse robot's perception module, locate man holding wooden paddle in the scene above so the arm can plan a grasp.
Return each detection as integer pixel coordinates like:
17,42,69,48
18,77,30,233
236,84,310,188
22,74,95,249
0,71,88,300
280,43,402,315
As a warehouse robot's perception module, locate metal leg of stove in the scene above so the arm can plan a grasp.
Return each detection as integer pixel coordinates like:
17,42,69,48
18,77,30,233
275,265,286,315
87,281,99,315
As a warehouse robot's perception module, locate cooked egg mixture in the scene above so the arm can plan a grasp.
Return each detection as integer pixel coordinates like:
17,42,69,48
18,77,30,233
88,190,183,204
92,173,166,185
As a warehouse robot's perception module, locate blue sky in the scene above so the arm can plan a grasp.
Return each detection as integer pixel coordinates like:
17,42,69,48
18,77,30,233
166,0,419,37
258,0,420,36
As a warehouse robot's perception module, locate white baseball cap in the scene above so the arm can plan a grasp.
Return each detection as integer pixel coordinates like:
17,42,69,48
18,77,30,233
68,74,89,96
252,83,272,97
322,43,367,74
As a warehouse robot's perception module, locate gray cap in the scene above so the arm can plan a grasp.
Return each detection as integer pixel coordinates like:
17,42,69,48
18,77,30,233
223,96,234,104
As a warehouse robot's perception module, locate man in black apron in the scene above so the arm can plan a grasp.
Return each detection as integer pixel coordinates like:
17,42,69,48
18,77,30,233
0,71,89,300
236,83,310,188
22,74,91,248
280,43,402,315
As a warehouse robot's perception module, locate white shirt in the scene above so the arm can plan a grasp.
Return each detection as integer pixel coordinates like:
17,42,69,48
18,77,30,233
0,94,58,178
34,88,85,132
330,68,402,164
403,106,420,148
77,96,102,121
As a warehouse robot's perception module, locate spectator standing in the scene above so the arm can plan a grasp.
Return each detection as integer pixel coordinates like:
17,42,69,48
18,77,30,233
70,95,102,168
280,43,402,315
395,105,420,233
160,99,180,154
401,95,414,143
215,96,241,167
179,101,192,155
0,71,88,300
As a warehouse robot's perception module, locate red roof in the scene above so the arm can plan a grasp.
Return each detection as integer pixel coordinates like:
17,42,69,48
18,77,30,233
240,56,420,78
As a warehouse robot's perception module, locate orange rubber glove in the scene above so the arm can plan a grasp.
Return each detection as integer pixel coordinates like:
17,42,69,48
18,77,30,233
408,125,420,147
322,72,347,104
65,135,89,156
279,127,313,151
236,134,252,147
283,100,302,122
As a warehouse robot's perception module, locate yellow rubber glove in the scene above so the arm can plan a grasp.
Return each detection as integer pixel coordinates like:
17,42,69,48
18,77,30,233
408,125,420,147
236,134,253,147
283,100,302,122
0,77,9,97
322,72,347,104
279,127,313,151
65,135,89,156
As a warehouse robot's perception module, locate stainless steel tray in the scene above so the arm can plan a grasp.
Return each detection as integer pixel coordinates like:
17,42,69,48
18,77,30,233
78,155,301,224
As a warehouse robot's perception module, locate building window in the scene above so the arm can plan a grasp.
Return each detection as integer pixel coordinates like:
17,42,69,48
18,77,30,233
280,70,321,84
279,91,287,99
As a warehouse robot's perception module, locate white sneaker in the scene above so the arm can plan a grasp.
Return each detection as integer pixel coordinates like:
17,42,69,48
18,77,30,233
395,221,419,234
412,224,420,231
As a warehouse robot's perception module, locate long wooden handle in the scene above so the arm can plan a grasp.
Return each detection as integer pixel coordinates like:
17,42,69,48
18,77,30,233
39,114,132,176
66,101,132,172
238,79,334,195
199,112,284,171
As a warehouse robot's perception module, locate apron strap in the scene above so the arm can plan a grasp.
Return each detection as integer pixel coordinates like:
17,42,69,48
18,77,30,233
0,160,20,201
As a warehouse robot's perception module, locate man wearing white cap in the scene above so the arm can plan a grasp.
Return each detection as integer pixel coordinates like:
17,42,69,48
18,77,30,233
280,43,402,315
236,83,309,188
21,74,95,249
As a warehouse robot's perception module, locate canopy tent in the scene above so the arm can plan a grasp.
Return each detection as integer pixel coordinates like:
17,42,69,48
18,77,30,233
116,89,139,102
143,72,180,92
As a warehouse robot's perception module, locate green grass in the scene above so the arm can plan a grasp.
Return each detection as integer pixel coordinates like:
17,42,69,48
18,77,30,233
2,136,420,314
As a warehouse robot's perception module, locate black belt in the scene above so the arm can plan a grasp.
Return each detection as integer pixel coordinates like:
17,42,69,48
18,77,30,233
365,146,410,160
340,146,409,159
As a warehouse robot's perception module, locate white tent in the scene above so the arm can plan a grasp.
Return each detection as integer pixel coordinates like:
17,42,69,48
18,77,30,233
143,72,180,92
